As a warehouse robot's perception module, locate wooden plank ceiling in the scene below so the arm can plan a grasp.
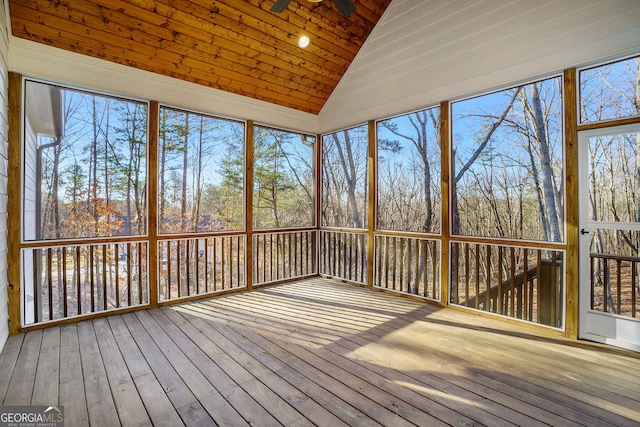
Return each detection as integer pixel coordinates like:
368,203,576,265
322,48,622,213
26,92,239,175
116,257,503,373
8,0,392,114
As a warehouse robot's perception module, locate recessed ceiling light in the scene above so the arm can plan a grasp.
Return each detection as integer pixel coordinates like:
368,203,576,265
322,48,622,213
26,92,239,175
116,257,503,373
298,35,310,48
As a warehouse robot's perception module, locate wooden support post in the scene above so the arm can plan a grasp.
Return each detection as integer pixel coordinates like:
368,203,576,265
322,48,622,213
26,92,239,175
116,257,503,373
314,133,321,274
7,73,22,334
147,101,159,307
440,101,450,307
246,120,254,289
367,120,376,289
564,68,579,339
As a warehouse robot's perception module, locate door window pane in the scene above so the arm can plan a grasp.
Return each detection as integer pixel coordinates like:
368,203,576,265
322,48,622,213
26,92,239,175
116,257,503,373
587,131,640,225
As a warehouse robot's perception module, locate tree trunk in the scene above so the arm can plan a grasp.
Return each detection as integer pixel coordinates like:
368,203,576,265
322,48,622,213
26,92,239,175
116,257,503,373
181,114,189,231
192,116,204,232
529,83,561,242
332,132,362,228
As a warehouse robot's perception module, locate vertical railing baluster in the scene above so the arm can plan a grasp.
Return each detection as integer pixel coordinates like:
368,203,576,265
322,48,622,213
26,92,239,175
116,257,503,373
632,260,637,318
167,242,172,300
293,232,298,277
616,259,622,315
62,247,68,317
391,237,397,290
603,259,609,313
90,245,95,314
195,239,200,295
253,235,258,284
127,243,132,307
465,244,470,307
474,244,480,310
590,254,594,310
138,242,143,304
222,236,227,290
521,248,528,320
102,245,108,311
485,245,491,312
186,240,191,296
267,234,273,282
509,247,515,317
360,234,366,283
176,241,182,298
237,235,242,287
536,250,542,323
76,246,81,315
551,251,558,326
204,238,209,293
33,250,40,322
213,237,218,292
413,239,419,296
497,246,503,315
228,236,233,287
47,247,53,321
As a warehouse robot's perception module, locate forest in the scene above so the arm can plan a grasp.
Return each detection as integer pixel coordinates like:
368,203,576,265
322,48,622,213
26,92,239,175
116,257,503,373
22,55,640,325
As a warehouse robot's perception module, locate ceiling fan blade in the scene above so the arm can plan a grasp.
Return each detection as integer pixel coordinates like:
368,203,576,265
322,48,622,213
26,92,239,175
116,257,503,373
270,0,292,13
332,0,356,17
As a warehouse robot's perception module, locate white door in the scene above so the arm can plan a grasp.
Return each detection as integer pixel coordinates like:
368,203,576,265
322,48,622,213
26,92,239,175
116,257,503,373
579,124,640,352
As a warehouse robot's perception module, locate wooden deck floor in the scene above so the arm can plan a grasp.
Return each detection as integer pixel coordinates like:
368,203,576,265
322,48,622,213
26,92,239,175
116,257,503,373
0,277,639,426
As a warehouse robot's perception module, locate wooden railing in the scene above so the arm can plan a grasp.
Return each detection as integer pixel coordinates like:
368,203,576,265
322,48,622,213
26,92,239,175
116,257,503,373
253,230,317,285
320,230,367,284
158,235,245,302
451,242,563,327
374,235,440,301
590,253,639,318
22,241,149,325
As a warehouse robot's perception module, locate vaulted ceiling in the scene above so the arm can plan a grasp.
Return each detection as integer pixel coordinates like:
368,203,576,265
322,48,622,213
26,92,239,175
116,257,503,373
8,0,392,114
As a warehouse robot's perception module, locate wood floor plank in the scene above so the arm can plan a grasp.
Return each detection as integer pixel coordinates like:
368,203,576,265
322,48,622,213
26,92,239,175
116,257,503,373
31,326,60,406
202,283,637,427
1,277,639,427
156,307,310,427
106,315,185,427
134,310,250,427
197,296,513,427
175,305,380,427
120,312,214,426
281,282,640,423
77,320,120,426
234,292,564,427
58,324,89,427
93,317,151,427
3,329,42,405
173,307,354,427
0,333,24,404
189,301,441,427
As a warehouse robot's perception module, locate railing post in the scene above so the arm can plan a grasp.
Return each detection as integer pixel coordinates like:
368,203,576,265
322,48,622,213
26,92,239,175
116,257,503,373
440,101,451,307
7,73,23,333
246,121,254,290
367,120,376,288
564,68,579,339
148,101,159,308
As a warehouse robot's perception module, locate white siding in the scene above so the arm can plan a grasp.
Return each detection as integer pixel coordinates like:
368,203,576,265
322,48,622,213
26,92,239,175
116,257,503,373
319,0,640,132
0,0,10,352
22,118,36,241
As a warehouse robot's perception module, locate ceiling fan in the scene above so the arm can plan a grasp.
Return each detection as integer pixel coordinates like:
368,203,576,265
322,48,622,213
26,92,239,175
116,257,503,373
270,0,356,17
